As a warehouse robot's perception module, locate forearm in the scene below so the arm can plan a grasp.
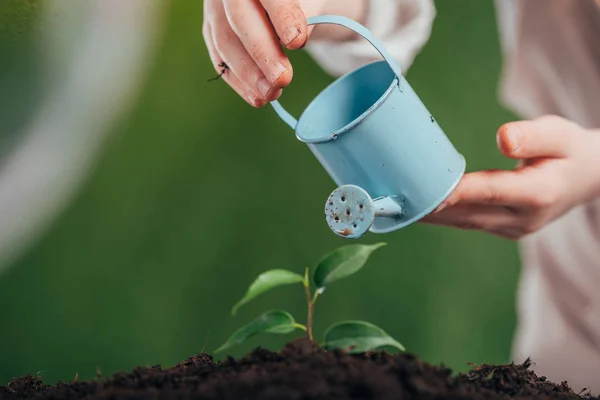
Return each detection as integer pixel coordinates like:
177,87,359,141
308,0,369,41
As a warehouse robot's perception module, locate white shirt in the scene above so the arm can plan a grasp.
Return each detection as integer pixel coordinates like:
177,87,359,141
306,0,600,393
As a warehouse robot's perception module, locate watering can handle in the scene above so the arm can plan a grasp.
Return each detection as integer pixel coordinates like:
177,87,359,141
270,15,403,130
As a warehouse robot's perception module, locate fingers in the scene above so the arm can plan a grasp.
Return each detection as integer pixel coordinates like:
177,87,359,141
422,204,525,240
224,0,294,95
203,21,262,107
204,0,299,106
496,115,581,160
435,170,545,210
421,114,588,240
259,0,308,49
206,0,283,106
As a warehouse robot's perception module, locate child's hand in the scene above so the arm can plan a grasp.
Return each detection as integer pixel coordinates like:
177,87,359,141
203,0,326,108
422,115,600,240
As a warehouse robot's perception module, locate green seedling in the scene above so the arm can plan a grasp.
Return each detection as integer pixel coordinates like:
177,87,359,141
215,242,405,355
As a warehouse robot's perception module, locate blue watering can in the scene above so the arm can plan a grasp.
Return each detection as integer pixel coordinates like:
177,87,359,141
270,15,466,239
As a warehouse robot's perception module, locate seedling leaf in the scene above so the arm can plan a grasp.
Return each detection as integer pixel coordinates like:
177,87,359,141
231,269,305,316
215,310,299,354
313,243,386,289
323,320,405,353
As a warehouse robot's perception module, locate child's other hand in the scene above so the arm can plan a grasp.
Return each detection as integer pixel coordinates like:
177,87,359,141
203,0,327,108
422,115,600,240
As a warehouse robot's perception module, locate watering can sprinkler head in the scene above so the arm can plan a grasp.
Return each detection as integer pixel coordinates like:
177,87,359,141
325,185,404,239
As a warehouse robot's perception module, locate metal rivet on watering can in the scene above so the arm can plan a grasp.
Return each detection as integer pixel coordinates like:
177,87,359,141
325,185,403,239
268,15,466,239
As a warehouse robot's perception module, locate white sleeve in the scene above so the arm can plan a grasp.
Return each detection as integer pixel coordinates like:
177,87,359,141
304,0,436,77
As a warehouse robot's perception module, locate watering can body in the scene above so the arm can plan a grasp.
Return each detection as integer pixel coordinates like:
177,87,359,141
271,15,465,238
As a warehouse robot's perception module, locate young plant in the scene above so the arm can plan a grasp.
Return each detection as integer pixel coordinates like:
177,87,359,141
215,242,405,355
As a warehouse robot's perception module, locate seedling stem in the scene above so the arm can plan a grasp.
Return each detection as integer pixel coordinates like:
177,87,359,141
303,267,315,341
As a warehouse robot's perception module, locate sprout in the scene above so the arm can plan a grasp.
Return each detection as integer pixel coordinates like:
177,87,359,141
215,243,404,355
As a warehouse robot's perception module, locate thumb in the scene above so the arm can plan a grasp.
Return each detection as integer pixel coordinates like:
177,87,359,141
261,0,308,50
496,116,578,159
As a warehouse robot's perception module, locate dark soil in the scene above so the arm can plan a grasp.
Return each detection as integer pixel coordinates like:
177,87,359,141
1,338,596,400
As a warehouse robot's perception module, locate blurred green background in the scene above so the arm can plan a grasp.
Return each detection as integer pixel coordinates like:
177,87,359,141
0,0,521,385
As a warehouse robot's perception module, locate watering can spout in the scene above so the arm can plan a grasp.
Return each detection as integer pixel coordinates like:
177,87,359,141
325,185,403,239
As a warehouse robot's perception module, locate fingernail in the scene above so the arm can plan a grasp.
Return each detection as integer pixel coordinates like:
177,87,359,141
246,92,259,107
257,77,271,98
434,202,448,213
269,62,287,83
283,26,300,46
272,88,283,101
500,124,521,153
